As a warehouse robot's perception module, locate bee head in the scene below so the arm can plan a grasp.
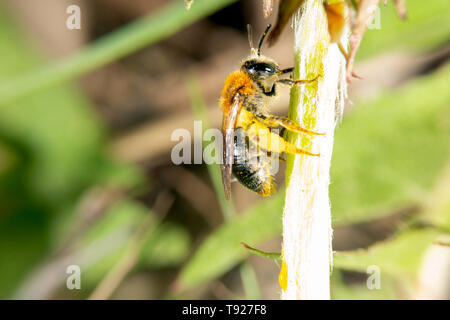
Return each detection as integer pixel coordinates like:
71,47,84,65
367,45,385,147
243,24,280,80
243,24,281,93
241,58,279,78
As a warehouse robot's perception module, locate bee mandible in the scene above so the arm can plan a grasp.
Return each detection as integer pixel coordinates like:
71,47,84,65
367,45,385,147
219,24,323,200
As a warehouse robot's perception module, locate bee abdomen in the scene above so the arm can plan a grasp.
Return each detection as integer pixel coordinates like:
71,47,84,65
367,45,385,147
232,128,275,196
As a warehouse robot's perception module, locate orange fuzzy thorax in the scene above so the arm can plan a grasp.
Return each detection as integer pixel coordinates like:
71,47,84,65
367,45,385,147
220,70,256,113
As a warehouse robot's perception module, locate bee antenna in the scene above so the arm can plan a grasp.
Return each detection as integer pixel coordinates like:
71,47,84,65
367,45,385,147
247,24,254,51
257,24,272,56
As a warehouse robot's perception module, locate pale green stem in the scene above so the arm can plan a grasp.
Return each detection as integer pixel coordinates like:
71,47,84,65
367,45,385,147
281,0,347,299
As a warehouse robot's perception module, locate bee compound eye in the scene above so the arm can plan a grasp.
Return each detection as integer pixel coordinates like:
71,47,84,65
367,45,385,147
243,61,276,75
255,63,274,74
244,61,256,72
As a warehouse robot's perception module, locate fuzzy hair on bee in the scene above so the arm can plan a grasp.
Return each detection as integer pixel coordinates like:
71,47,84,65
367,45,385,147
219,24,323,200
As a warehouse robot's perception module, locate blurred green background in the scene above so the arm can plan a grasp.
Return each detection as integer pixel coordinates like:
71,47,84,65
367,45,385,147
0,0,449,299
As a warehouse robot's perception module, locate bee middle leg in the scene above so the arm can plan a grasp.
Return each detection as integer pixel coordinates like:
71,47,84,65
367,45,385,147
247,123,320,157
255,113,325,136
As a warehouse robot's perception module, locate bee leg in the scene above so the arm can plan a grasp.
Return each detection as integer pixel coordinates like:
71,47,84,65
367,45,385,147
256,114,325,136
247,130,269,157
246,130,281,164
277,73,321,86
247,123,320,157
282,140,320,157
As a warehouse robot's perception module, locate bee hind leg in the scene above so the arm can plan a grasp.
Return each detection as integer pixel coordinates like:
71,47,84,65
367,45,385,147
247,123,320,158
272,134,320,157
287,144,320,157
273,133,321,157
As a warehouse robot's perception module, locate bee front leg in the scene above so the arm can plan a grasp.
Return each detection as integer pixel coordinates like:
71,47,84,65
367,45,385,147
277,73,321,86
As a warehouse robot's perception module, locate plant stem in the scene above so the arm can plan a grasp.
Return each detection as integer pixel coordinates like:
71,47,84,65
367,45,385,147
281,0,347,300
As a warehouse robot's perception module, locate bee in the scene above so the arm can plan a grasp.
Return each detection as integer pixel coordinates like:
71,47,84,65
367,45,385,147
219,24,323,200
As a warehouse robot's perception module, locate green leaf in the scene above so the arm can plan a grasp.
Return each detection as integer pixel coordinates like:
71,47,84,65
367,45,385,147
177,192,283,290
0,0,236,296
241,242,281,260
357,0,450,60
0,0,239,106
78,200,191,287
420,164,450,230
331,64,450,224
334,228,439,280
0,5,104,298
140,223,191,268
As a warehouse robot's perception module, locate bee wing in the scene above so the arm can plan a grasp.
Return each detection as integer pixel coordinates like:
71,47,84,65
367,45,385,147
221,93,244,200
